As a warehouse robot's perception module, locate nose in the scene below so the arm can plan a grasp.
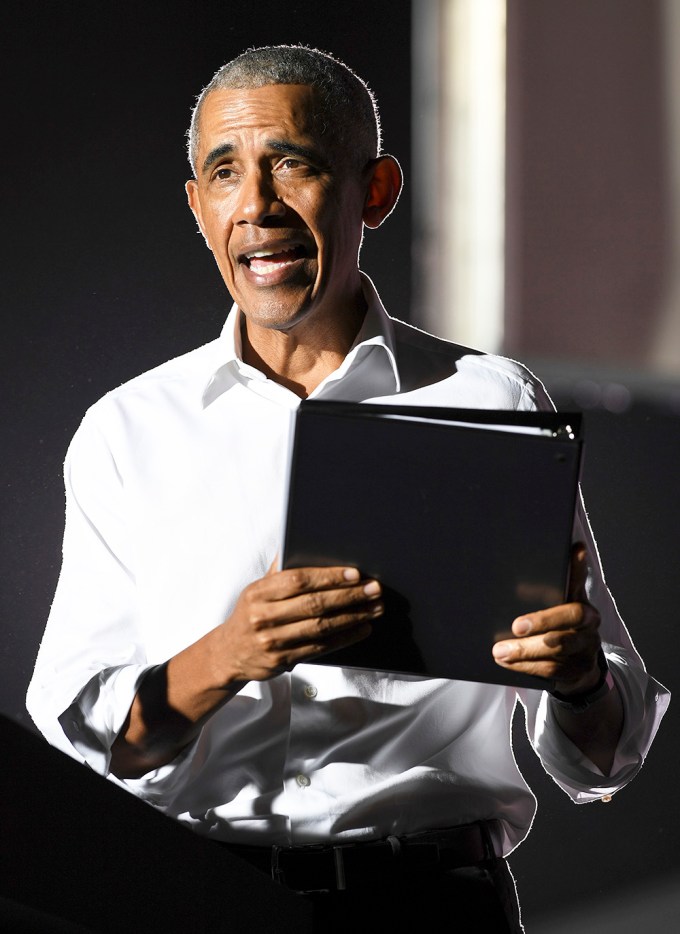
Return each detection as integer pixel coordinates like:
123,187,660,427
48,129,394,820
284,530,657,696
234,169,286,226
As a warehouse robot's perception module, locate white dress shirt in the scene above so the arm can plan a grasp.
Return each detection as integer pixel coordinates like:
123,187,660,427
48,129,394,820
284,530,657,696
26,274,669,858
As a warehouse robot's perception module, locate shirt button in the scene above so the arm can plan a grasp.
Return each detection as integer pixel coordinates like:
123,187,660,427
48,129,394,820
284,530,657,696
296,773,311,788
303,684,318,699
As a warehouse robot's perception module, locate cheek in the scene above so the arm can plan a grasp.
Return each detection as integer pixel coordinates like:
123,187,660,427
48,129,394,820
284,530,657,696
203,209,234,255
321,190,365,245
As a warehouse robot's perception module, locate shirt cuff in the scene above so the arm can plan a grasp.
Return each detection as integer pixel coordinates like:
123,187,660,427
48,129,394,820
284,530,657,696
531,649,670,802
58,665,201,801
58,664,152,777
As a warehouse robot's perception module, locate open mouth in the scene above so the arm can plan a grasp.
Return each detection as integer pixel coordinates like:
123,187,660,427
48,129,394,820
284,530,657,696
241,245,307,276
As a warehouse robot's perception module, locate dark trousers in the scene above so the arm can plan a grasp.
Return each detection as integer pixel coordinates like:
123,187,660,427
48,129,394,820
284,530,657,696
219,843,524,933
306,861,523,932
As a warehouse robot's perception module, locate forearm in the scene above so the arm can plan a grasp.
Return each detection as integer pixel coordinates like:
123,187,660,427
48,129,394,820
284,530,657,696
110,564,381,779
550,682,624,776
110,628,244,779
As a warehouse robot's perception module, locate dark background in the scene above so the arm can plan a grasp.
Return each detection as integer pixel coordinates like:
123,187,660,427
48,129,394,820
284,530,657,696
1,2,677,931
1,0,412,714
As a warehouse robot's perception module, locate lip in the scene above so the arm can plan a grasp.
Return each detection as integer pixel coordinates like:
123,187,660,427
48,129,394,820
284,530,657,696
237,235,311,264
236,235,314,286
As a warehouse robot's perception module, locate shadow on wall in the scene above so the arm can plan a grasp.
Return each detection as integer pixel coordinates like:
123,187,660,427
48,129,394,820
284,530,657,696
508,373,678,934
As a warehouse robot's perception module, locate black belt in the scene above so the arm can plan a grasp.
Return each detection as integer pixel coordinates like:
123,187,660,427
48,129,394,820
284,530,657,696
221,820,502,894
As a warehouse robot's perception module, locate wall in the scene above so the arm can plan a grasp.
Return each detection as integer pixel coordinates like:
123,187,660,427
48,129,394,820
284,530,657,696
504,1,679,929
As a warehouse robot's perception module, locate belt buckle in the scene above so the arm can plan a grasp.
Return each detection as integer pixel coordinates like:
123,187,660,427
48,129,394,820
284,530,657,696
271,843,348,894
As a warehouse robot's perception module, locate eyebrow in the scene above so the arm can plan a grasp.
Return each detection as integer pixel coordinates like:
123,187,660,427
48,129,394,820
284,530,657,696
268,140,329,168
201,139,329,175
201,143,234,175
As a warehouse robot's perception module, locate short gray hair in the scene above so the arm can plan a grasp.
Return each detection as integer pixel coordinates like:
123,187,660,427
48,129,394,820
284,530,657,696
187,44,382,175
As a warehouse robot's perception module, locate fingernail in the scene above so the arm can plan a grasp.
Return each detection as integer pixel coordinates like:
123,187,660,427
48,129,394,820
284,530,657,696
493,643,512,660
343,568,360,581
364,580,381,596
514,618,532,636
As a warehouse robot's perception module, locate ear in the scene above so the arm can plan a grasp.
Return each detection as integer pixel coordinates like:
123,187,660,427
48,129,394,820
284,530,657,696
185,179,212,249
362,155,403,229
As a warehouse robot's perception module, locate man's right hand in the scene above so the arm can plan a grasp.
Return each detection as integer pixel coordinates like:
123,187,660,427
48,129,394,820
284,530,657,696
111,564,381,779
215,563,383,684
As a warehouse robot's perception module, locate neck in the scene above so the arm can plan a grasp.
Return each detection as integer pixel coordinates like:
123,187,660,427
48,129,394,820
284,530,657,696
240,296,367,398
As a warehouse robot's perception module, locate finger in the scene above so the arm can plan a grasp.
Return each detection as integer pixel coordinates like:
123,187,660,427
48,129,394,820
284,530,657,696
249,578,383,630
510,600,587,639
259,619,376,671
266,599,384,647
239,566,382,640
257,565,367,600
492,629,599,682
245,599,382,671
496,628,589,662
567,542,588,603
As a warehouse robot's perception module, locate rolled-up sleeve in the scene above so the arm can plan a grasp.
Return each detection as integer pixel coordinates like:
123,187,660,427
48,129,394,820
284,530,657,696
25,407,198,797
520,488,671,801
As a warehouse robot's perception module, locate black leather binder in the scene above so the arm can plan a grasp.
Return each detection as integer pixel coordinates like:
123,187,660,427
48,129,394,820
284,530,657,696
281,400,584,691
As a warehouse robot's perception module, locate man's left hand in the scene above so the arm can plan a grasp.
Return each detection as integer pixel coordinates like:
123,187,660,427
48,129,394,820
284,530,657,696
492,543,602,694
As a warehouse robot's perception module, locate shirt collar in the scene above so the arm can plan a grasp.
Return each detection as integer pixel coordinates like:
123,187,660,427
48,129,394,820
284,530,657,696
201,272,400,407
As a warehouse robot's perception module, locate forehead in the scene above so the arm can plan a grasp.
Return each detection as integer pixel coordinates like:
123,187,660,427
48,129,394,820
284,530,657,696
197,84,322,150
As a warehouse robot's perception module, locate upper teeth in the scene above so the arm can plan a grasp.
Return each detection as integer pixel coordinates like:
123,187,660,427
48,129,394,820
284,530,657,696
245,250,277,259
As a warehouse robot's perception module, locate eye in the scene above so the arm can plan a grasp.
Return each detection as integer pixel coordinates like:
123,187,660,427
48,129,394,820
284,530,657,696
215,167,234,180
276,157,319,178
274,157,305,173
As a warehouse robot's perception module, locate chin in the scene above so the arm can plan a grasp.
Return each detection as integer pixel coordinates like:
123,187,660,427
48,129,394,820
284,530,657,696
242,293,317,331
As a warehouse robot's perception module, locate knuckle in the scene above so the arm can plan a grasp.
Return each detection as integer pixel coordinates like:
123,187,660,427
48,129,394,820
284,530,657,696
247,604,272,630
287,568,309,592
241,585,257,608
553,630,576,655
255,629,279,653
241,585,266,615
310,614,330,633
569,602,585,624
304,591,326,618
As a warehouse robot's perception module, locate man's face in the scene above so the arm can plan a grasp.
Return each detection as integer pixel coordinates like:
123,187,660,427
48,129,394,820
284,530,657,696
186,83,369,333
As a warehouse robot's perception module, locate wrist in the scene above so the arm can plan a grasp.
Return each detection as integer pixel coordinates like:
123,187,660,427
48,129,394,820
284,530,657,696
549,647,614,714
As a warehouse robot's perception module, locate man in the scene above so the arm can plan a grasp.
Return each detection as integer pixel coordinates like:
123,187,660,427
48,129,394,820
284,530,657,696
27,45,669,932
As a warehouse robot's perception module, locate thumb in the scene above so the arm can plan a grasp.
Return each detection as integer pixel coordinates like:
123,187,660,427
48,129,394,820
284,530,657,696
567,542,588,602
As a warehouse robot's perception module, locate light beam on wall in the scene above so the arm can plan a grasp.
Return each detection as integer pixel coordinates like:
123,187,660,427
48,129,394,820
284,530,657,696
412,0,506,353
